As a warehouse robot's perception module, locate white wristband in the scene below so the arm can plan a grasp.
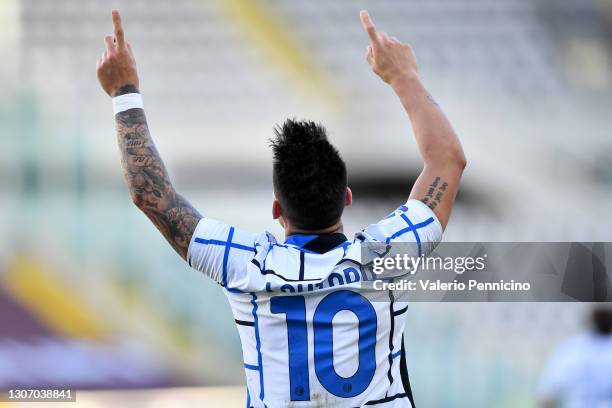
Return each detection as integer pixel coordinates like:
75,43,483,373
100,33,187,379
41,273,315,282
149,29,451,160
113,93,144,114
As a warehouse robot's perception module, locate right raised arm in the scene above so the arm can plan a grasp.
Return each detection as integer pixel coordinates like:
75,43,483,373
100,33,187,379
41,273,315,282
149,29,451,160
360,10,466,229
96,10,202,260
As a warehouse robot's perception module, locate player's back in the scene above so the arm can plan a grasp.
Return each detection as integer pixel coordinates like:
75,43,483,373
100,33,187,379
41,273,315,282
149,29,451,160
188,199,442,407
229,235,409,407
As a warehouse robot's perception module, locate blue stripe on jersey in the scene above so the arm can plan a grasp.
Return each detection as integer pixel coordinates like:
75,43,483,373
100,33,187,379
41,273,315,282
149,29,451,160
385,212,434,256
194,237,256,252
341,241,351,257
246,387,251,408
221,227,235,286
244,363,259,371
284,234,318,247
226,287,244,294
250,292,265,401
193,230,256,293
391,350,402,359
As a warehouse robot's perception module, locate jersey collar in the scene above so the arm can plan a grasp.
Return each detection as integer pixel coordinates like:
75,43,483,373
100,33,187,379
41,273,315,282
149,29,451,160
284,233,348,254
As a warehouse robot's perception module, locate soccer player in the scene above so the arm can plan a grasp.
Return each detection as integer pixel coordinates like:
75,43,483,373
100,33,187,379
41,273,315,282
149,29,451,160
97,9,465,407
538,306,612,408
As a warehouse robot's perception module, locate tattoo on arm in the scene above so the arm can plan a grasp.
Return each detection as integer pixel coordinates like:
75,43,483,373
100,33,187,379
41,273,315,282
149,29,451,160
115,107,202,260
421,176,448,210
426,93,439,107
113,84,140,97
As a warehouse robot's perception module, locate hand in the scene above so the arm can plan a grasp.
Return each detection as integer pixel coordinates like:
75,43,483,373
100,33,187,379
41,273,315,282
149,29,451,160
360,10,418,87
96,10,139,96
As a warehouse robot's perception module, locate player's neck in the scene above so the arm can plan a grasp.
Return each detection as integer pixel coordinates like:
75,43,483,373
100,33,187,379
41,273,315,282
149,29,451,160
285,221,343,239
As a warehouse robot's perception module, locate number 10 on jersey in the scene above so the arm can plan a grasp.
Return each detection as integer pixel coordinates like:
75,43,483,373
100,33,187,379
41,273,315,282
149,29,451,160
271,290,378,401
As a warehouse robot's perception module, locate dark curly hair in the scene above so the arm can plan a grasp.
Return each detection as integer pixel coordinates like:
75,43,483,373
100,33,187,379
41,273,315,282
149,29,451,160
270,119,347,230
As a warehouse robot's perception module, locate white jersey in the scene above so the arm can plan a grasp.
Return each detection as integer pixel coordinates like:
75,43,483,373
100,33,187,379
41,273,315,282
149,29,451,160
188,199,442,407
538,334,612,408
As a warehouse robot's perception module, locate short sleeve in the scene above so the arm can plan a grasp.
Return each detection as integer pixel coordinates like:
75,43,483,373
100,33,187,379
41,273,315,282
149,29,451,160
187,218,268,288
358,199,443,257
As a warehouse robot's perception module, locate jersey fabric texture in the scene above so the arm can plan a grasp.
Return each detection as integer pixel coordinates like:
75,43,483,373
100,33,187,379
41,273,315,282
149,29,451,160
187,199,442,407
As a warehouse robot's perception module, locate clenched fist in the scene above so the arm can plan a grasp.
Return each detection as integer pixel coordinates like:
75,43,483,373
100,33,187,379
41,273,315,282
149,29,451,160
96,10,139,96
360,10,418,87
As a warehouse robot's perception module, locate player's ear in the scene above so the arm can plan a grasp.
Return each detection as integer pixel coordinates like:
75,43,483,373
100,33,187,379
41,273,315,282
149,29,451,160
272,195,283,219
345,187,353,207
272,195,287,228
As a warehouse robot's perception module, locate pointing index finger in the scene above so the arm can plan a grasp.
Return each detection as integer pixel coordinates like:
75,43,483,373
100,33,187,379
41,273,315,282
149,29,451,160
112,10,125,47
360,10,380,47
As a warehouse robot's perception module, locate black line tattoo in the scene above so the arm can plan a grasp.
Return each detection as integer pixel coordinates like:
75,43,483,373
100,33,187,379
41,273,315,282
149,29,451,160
113,85,140,98
426,93,439,107
421,176,448,210
113,84,140,97
115,105,202,260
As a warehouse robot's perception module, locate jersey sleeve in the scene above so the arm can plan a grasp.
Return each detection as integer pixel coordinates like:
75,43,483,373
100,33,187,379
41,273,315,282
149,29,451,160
359,199,443,256
187,218,267,288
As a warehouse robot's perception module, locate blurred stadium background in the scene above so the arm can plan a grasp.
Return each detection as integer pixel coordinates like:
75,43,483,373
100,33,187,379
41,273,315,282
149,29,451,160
1,0,612,406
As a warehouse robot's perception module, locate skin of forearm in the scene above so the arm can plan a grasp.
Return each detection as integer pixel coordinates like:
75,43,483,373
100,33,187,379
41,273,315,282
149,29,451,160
114,88,202,259
391,75,466,168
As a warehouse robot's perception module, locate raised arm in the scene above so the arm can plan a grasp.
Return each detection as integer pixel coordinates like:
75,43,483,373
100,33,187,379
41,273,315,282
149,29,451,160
360,10,466,229
96,10,202,260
